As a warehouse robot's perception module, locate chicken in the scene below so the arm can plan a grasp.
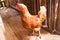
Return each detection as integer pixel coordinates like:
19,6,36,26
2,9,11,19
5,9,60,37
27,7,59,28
16,3,46,38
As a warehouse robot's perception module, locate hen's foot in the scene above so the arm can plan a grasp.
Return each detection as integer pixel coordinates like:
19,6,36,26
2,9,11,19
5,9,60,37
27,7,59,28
39,30,41,39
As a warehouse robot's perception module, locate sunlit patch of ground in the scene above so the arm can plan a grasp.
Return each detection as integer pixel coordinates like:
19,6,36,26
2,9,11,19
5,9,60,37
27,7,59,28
0,15,5,40
23,30,60,40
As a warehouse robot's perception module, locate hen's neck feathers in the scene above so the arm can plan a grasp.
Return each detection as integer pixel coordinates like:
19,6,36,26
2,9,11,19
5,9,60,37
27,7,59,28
16,3,31,16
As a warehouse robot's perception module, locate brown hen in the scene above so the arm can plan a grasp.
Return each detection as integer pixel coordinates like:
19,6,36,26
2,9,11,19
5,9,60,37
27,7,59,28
16,3,46,38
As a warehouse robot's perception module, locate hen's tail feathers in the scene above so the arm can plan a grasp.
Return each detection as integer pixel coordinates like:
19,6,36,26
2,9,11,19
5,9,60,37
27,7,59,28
40,6,46,13
38,6,46,17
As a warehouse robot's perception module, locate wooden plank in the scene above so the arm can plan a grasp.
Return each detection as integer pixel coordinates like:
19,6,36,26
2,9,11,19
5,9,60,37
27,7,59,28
6,16,30,40
56,0,60,32
3,20,18,40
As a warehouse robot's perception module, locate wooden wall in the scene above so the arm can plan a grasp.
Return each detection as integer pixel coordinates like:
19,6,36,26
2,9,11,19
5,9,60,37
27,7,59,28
47,0,55,32
56,0,60,32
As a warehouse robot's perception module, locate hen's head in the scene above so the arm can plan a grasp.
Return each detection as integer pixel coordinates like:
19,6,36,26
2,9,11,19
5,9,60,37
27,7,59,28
16,3,29,13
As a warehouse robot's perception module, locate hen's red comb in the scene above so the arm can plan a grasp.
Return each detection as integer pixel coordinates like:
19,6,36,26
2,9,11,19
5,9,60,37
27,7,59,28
16,3,20,9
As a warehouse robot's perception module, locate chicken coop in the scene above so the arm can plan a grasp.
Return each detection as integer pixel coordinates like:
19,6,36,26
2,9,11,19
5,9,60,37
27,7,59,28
0,0,60,40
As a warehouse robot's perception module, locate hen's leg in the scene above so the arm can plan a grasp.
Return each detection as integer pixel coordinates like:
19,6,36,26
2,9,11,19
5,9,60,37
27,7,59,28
39,28,41,38
32,30,34,36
